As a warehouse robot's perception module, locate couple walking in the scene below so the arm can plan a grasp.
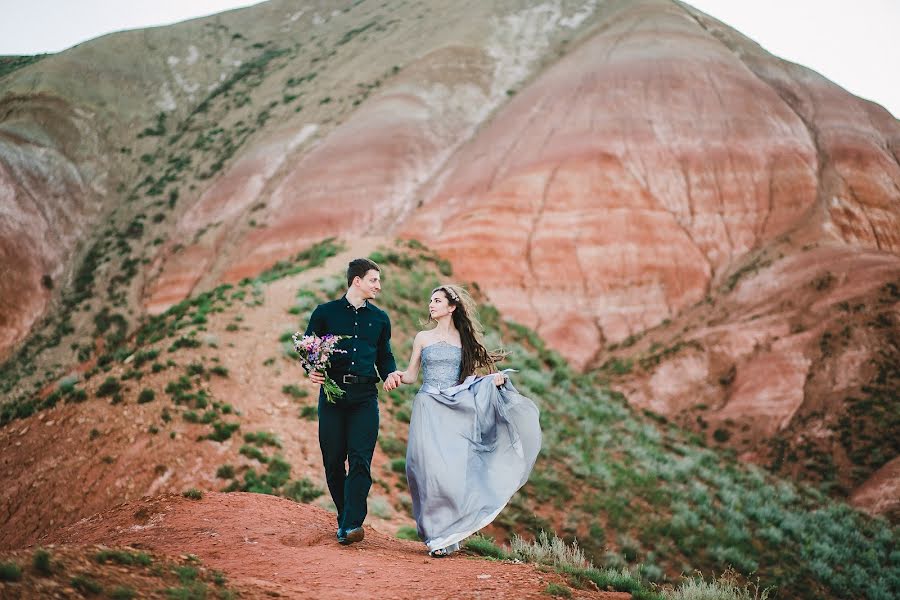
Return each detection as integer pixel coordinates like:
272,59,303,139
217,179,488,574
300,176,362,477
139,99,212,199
303,258,542,557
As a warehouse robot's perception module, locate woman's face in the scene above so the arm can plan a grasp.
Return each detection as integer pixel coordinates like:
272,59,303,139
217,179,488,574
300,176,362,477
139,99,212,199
429,290,455,320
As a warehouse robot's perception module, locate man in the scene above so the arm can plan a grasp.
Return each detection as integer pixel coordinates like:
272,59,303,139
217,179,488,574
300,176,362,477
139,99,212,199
304,258,404,545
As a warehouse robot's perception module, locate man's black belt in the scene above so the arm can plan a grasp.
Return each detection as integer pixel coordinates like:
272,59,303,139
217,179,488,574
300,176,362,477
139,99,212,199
341,373,380,385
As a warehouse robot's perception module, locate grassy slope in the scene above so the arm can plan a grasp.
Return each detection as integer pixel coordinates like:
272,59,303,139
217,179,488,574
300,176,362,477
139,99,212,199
2,237,898,599
366,244,898,600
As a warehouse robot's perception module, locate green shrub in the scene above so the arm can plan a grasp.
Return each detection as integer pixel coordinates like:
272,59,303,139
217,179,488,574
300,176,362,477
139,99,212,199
379,437,406,457
390,458,406,474
244,431,281,447
207,421,240,442
0,561,22,581
283,477,324,503
32,548,52,575
95,549,152,566
240,445,268,462
299,405,317,420
464,535,512,560
97,376,121,397
71,574,103,594
282,384,308,398
138,388,155,403
545,583,572,598
183,488,203,500
109,586,137,600
396,525,420,541
216,464,236,479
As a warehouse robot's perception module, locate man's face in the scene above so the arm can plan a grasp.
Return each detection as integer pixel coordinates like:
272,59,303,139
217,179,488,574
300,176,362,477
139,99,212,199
356,269,382,300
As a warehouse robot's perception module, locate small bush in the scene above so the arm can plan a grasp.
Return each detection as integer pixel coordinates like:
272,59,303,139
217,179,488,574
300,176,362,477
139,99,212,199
71,573,103,594
244,431,281,447
240,444,268,462
464,535,511,560
216,464,236,479
282,384,308,398
283,477,324,503
207,421,240,442
0,561,22,581
138,388,155,404
511,532,590,570
545,583,572,598
97,376,121,397
396,525,420,541
210,365,229,377
390,458,406,474
95,549,152,566
183,488,203,500
32,548,52,575
299,405,317,421
109,586,137,600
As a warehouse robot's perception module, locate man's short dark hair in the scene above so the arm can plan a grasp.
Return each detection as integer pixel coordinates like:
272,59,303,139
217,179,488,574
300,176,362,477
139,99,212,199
347,258,380,287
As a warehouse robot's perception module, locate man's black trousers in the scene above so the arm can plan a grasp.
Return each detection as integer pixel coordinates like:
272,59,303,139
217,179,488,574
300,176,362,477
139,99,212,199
317,391,379,531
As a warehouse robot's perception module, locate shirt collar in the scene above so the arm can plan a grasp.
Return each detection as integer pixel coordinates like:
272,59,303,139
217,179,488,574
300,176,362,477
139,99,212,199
342,294,369,310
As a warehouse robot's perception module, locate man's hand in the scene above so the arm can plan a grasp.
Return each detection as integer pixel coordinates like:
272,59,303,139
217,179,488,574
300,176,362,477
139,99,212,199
308,370,325,385
383,371,403,392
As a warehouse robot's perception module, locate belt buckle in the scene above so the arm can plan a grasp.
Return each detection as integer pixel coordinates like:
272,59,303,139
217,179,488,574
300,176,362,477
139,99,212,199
342,374,356,385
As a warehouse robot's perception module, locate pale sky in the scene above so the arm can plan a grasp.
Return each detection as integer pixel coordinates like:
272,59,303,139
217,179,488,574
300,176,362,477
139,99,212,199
0,0,897,117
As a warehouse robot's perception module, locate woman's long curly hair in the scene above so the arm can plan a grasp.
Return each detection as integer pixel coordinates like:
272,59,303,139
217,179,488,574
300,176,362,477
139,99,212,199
429,285,504,384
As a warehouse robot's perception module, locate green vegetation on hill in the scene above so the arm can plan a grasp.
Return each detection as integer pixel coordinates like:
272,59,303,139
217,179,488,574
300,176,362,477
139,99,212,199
0,54,49,79
2,237,897,600
353,242,897,600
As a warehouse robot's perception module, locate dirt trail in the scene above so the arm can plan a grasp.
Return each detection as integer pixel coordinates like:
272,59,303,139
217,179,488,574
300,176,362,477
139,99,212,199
41,492,630,600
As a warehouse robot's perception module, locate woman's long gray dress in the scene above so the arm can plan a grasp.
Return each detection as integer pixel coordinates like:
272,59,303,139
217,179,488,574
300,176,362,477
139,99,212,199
406,342,542,552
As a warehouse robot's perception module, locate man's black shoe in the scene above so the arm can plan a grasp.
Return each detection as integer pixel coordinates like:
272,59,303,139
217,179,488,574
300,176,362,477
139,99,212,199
339,527,364,545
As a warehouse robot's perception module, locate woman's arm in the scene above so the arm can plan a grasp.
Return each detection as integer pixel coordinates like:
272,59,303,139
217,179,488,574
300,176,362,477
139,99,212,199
399,332,425,384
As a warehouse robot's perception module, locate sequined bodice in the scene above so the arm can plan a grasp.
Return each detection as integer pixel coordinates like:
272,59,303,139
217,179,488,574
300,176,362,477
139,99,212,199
421,342,462,389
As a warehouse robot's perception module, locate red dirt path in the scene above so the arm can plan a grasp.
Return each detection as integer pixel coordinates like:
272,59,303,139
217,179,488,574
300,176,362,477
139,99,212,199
38,492,630,599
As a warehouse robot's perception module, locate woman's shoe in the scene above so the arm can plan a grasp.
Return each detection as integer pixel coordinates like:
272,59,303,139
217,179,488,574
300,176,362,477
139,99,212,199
428,548,449,558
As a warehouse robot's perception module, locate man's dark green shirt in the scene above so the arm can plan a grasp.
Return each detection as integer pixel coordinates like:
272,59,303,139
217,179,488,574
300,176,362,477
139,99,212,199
303,295,397,403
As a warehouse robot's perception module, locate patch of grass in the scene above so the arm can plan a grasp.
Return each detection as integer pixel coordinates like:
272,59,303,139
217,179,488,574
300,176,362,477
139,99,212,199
109,586,137,600
282,384,308,398
239,444,268,462
216,464,236,479
283,477,324,503
0,561,22,581
396,525,420,541
207,421,240,442
379,436,406,457
244,431,281,447
182,488,203,500
32,548,52,575
95,549,153,567
97,376,121,397
137,388,155,403
299,405,317,420
464,535,512,560
545,583,572,598
71,573,103,594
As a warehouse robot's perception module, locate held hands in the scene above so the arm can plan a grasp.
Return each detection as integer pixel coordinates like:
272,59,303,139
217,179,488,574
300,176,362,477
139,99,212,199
493,372,508,387
383,371,404,392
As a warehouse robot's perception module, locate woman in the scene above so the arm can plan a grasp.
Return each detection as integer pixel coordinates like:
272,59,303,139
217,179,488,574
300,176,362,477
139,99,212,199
396,285,542,557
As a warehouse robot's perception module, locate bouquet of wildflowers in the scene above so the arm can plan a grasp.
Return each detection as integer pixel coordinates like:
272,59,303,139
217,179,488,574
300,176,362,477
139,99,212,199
292,333,349,403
